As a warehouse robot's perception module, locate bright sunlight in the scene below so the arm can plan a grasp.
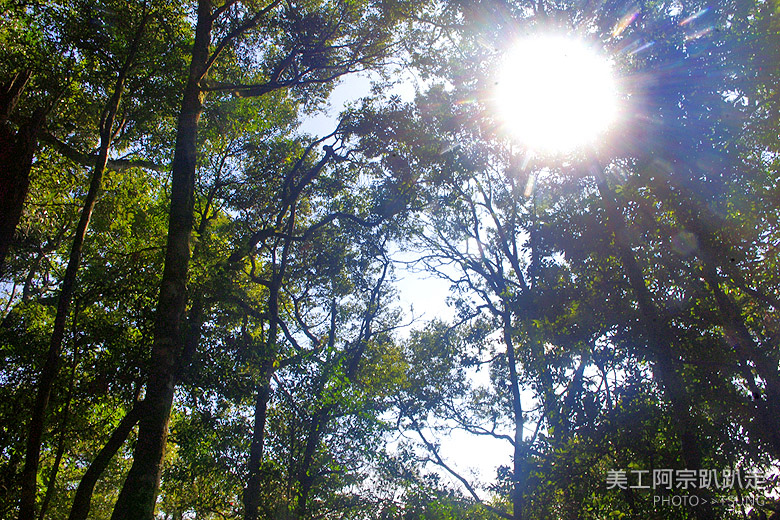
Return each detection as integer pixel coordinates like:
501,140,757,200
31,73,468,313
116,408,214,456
493,34,619,154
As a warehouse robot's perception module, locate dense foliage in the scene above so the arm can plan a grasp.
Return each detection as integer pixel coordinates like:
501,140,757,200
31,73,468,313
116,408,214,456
1,0,778,519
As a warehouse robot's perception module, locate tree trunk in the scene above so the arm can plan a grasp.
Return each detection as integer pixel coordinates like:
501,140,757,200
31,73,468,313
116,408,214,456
0,69,33,271
37,347,77,520
37,432,67,520
244,272,281,520
243,361,275,520
110,3,212,517
293,265,385,520
295,330,371,520
647,173,780,455
699,261,780,456
0,111,46,276
295,407,328,520
18,32,141,516
595,174,714,520
68,404,145,520
245,205,298,520
502,320,526,520
17,103,114,520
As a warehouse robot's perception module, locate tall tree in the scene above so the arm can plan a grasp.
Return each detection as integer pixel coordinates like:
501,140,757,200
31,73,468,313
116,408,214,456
16,1,187,516
112,0,423,515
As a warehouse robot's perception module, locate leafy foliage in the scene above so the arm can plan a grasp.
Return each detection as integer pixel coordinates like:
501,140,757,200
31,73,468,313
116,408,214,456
1,0,778,519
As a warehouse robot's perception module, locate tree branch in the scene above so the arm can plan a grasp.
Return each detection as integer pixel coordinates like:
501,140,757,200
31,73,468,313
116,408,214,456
41,133,164,172
412,422,513,520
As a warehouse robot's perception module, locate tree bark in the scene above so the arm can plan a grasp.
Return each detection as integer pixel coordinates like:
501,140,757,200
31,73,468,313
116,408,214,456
0,70,32,264
68,404,145,520
595,174,714,520
503,317,526,520
18,25,142,516
243,360,275,520
0,105,46,276
110,2,213,517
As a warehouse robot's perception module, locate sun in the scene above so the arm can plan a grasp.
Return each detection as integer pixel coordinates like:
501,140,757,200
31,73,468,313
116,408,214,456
492,34,619,155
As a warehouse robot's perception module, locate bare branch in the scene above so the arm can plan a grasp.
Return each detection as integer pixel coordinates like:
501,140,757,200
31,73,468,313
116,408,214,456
411,422,513,520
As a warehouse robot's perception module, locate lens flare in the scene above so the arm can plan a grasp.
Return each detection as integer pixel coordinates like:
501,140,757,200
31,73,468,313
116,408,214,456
679,7,710,26
613,8,640,38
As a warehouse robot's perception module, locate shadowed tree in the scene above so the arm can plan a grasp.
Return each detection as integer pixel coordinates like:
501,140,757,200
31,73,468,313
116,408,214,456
109,0,425,517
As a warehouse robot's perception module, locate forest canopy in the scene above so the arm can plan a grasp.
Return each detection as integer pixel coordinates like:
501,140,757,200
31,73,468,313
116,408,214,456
1,0,779,519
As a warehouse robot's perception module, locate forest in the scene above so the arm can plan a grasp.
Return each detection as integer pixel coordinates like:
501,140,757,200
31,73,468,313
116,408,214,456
1,0,779,519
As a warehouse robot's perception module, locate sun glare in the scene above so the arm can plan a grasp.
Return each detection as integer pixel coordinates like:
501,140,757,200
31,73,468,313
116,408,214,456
493,34,619,154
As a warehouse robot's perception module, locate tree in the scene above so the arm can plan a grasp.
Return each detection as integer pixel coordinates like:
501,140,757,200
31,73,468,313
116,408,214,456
110,0,426,515
17,2,187,516
0,2,69,272
344,0,780,517
1,0,779,518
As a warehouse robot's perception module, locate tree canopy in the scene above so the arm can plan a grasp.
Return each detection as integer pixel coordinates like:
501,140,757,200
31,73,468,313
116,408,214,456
1,0,779,519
